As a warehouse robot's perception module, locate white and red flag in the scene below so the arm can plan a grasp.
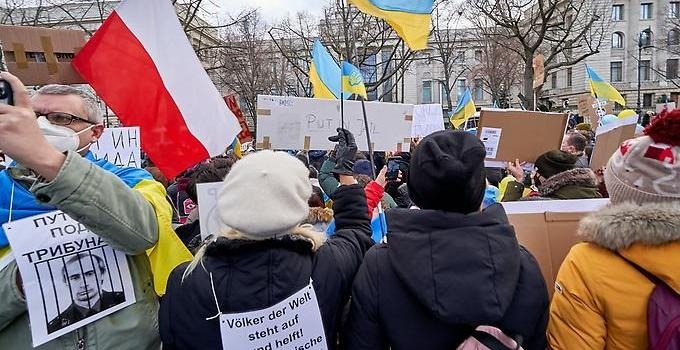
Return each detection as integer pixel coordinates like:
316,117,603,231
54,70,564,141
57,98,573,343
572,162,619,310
73,0,240,178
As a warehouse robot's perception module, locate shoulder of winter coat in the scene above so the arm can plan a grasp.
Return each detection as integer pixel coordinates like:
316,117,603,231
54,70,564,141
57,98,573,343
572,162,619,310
538,168,598,198
579,201,680,251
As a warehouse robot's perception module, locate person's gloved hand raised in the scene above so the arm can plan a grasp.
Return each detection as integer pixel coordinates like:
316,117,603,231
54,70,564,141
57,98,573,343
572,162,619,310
328,128,357,176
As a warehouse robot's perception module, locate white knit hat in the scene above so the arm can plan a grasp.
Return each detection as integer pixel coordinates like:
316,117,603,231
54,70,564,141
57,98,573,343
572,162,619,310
604,110,680,205
217,150,312,240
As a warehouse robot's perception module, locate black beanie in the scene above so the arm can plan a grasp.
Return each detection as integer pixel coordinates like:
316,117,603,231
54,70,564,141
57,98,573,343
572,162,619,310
534,150,577,179
408,130,487,214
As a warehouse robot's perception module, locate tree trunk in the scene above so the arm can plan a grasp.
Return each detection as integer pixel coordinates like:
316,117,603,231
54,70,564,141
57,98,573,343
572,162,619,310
522,56,534,110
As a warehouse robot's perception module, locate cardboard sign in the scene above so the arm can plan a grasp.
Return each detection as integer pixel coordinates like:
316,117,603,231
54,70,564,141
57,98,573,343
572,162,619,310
411,104,444,138
502,199,610,297
532,54,545,89
656,102,676,113
577,94,613,130
256,95,413,152
589,116,637,170
0,25,86,85
225,94,254,143
91,127,141,168
3,211,135,346
196,182,223,239
219,282,328,350
477,109,568,165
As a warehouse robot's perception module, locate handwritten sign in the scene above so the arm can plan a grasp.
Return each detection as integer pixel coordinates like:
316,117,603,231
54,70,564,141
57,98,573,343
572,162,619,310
91,127,141,168
411,104,444,138
219,282,327,350
256,95,413,152
196,182,224,239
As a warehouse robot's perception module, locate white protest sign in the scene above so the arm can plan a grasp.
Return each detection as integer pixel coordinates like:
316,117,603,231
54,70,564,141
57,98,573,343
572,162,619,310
220,282,327,350
197,182,224,239
480,127,502,159
256,95,413,152
91,127,141,168
411,104,444,138
3,211,135,347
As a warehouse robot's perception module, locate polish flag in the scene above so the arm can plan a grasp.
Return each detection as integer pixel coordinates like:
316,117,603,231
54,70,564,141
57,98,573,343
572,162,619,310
72,0,240,178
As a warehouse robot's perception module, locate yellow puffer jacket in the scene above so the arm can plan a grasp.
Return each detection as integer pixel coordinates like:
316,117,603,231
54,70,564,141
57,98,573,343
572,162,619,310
548,202,680,350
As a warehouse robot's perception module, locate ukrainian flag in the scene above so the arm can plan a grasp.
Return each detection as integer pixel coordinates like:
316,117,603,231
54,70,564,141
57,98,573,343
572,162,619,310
450,88,476,129
349,0,434,50
342,61,368,99
310,39,345,99
586,66,626,107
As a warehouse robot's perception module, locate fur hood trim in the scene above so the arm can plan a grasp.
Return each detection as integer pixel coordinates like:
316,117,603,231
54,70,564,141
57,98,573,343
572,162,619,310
539,168,597,196
579,202,680,250
306,207,334,225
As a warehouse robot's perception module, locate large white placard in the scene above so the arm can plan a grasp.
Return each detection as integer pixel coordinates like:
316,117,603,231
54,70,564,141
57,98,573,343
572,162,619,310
256,95,413,152
196,182,224,239
91,127,141,168
219,282,328,350
3,211,135,347
411,104,444,138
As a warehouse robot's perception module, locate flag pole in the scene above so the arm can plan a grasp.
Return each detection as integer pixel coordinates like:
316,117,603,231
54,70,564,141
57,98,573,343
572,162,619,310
360,95,387,241
340,57,345,130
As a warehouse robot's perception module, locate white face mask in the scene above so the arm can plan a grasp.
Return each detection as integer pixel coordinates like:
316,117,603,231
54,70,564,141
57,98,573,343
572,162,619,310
37,116,95,153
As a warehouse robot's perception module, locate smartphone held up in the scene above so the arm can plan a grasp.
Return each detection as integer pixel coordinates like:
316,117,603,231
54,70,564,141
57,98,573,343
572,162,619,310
0,79,13,105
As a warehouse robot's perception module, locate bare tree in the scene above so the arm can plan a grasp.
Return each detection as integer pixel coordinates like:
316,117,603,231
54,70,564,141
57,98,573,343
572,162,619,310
468,0,609,109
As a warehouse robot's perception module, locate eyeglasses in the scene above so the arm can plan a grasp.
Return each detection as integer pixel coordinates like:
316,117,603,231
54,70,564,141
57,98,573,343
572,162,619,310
36,112,95,126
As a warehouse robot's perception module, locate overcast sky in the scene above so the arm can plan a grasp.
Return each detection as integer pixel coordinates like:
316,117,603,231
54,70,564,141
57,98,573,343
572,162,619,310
219,0,326,22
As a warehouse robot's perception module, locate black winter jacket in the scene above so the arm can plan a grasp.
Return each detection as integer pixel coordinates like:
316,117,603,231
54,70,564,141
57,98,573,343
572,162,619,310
159,184,373,350
345,203,549,350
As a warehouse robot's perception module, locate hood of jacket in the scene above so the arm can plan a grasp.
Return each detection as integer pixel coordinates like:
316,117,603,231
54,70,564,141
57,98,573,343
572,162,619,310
306,207,334,225
386,203,521,324
538,168,601,199
579,201,680,289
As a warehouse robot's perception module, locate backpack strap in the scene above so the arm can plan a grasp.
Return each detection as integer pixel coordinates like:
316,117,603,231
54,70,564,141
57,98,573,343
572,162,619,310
615,252,664,286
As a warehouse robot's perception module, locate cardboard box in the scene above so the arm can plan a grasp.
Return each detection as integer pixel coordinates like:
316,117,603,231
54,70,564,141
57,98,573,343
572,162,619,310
503,199,610,297
589,115,637,170
477,109,568,165
0,25,87,85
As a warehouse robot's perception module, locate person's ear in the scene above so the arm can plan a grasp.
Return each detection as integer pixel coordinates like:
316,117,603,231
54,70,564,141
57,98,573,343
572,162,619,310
90,124,105,143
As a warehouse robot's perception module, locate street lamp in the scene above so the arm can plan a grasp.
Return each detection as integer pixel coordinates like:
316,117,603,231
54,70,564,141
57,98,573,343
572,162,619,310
637,27,653,120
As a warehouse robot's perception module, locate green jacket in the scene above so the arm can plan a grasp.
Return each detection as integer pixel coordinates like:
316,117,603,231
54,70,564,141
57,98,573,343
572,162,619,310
319,159,398,208
0,152,161,349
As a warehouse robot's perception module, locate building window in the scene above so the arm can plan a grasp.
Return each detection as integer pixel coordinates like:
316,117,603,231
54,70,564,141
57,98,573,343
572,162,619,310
422,80,432,103
611,62,623,82
670,1,680,18
667,59,679,79
641,3,653,19
669,30,680,45
643,93,654,107
456,79,467,100
551,73,557,88
640,60,651,81
440,83,450,108
361,54,378,100
612,4,624,20
640,30,653,47
474,50,482,61
566,68,573,87
474,78,484,100
457,51,466,62
612,32,624,48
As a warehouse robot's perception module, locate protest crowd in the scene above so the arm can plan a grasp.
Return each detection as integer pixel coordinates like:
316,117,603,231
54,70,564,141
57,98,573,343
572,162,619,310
1,0,680,349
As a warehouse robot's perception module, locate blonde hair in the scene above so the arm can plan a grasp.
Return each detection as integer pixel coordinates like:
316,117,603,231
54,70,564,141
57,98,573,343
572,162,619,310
181,225,327,282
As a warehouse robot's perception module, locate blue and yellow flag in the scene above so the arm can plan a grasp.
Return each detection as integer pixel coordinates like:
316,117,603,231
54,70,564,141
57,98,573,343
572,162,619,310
341,61,368,99
349,0,434,50
310,39,344,99
586,66,626,107
450,88,476,129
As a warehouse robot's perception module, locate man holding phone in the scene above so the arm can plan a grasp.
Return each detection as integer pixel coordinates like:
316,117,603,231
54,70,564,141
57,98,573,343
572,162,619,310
0,72,175,349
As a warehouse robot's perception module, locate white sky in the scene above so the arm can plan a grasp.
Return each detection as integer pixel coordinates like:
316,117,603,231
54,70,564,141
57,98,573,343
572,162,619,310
218,0,326,22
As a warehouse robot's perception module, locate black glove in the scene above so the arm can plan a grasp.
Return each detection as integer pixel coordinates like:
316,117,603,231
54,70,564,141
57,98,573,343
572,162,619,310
328,128,357,176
